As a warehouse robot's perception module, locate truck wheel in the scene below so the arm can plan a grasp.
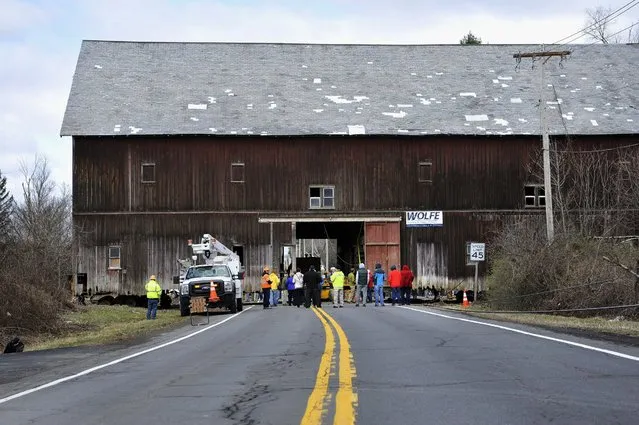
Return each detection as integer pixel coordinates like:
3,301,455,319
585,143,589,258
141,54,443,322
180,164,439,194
179,297,190,317
236,298,243,312
227,295,237,314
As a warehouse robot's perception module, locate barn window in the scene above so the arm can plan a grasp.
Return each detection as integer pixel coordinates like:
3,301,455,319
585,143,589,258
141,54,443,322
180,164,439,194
524,185,545,208
418,161,432,183
231,163,245,183
141,163,156,183
108,246,121,270
309,185,335,209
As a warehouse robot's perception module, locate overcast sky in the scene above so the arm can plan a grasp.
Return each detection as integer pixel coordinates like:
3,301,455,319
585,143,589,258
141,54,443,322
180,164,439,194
1,0,637,200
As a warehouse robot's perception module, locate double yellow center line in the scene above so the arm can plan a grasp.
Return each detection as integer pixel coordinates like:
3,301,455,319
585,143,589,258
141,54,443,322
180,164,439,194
301,307,358,425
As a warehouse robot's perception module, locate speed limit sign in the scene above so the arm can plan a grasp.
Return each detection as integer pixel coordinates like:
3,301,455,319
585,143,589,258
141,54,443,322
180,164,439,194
470,243,485,262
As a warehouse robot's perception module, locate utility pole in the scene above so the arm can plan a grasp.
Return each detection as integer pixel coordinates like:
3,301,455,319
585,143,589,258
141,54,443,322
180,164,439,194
513,49,570,243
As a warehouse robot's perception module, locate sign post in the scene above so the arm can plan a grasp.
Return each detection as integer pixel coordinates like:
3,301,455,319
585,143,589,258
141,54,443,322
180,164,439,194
469,243,485,302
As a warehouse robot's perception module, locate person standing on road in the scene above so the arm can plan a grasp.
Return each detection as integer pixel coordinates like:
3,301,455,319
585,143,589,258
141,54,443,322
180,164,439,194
354,263,369,307
145,275,162,320
303,265,322,308
261,267,272,309
389,265,402,306
286,273,295,306
347,267,356,302
400,265,415,305
330,266,345,308
269,269,281,307
293,268,304,307
373,263,385,307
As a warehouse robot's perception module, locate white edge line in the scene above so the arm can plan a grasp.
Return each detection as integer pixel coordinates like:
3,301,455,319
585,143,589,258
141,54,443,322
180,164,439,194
399,306,639,362
0,306,254,405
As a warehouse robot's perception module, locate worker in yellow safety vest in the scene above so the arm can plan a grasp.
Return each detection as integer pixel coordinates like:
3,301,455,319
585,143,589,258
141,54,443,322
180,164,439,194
145,275,162,320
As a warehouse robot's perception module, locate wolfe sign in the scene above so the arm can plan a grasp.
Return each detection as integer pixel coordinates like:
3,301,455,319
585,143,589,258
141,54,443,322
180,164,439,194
405,211,443,228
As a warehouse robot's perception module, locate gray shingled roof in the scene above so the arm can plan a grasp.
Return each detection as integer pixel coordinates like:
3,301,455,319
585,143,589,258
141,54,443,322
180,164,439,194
60,41,639,137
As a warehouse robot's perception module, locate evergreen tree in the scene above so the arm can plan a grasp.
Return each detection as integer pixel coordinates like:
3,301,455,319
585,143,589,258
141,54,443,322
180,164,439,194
460,31,482,45
0,170,13,239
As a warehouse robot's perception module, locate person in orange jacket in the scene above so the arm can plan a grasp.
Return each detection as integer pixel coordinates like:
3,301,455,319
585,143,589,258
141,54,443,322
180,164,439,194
261,267,272,309
400,265,415,305
388,265,402,306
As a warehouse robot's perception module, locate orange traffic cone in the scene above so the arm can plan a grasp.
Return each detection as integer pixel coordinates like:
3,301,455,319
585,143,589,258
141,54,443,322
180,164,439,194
209,282,220,302
462,290,470,308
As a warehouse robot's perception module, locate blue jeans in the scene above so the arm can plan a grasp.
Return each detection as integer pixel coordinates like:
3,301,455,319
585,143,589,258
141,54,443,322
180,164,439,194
374,286,384,305
391,287,401,304
271,289,280,306
147,299,159,320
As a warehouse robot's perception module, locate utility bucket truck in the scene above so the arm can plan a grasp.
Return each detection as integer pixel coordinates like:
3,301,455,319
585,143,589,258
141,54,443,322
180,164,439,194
179,234,244,316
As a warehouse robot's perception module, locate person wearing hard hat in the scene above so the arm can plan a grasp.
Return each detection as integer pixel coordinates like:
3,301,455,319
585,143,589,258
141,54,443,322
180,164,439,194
145,275,162,320
269,268,281,307
330,266,345,308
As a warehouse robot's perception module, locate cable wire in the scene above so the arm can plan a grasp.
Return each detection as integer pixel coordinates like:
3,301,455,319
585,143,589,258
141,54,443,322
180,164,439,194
549,0,639,48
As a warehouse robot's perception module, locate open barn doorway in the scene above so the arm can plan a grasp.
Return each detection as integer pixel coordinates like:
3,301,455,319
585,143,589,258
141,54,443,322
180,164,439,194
295,221,364,274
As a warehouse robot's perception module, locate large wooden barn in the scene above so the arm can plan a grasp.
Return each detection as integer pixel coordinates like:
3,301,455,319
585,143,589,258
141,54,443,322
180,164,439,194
61,41,639,296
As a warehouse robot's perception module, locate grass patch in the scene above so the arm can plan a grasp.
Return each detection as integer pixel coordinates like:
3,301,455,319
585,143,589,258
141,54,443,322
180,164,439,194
27,305,186,351
435,303,639,337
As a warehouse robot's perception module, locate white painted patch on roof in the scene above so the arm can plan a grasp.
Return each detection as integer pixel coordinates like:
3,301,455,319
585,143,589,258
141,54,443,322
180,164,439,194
430,98,436,101
338,108,345,112
603,113,610,117
94,65,102,69
501,84,509,88
420,99,432,105
560,74,566,78
427,75,433,79
615,106,625,110
330,131,348,135
518,118,528,123
451,97,457,100
498,76,512,81
493,98,499,102
261,131,268,135
415,93,423,97
269,103,277,109
230,131,238,134
302,78,308,81
411,72,417,76
241,127,248,131
435,72,444,75
316,88,322,91
489,70,495,73
314,78,321,84
581,77,588,80
434,129,442,133
397,104,413,108
397,129,409,133
492,79,499,84
129,126,142,134
547,84,553,87
494,118,509,126
476,126,486,131
383,111,408,118
313,109,324,113
460,92,477,97
591,120,598,126
209,128,218,132
596,85,603,90
355,111,362,114
562,114,573,120
348,125,366,135
325,95,369,104
247,131,254,134
357,107,364,110
331,85,337,89
628,119,634,122
605,102,611,106
549,106,557,110
208,97,217,104
584,107,595,112
190,117,199,121
268,94,274,98
247,104,253,109
302,65,308,68
466,114,489,122
113,125,121,132
511,98,523,103
188,103,207,110
225,89,232,93
464,123,470,126
227,92,235,96
367,61,373,64
546,99,563,105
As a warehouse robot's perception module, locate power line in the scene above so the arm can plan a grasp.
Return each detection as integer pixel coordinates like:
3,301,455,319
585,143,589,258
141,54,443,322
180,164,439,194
549,0,639,47
552,142,639,154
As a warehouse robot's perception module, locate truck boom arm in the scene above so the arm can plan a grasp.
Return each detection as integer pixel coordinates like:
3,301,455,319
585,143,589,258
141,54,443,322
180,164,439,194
190,234,240,262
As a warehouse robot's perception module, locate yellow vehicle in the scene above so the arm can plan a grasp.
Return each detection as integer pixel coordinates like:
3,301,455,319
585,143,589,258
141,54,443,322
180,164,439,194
321,280,352,301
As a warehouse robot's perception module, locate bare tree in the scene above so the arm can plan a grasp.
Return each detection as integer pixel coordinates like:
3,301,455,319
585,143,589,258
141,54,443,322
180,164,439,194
584,6,614,44
628,22,639,43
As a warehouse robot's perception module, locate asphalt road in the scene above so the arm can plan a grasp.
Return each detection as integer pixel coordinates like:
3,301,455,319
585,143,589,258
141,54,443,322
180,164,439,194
1,303,639,425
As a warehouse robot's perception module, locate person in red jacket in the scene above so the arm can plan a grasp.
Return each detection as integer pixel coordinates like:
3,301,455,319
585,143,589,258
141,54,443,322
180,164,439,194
388,265,402,306
400,265,415,305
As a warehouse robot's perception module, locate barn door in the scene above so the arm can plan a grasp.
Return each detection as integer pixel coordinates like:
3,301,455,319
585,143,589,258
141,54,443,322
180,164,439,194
364,222,400,274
